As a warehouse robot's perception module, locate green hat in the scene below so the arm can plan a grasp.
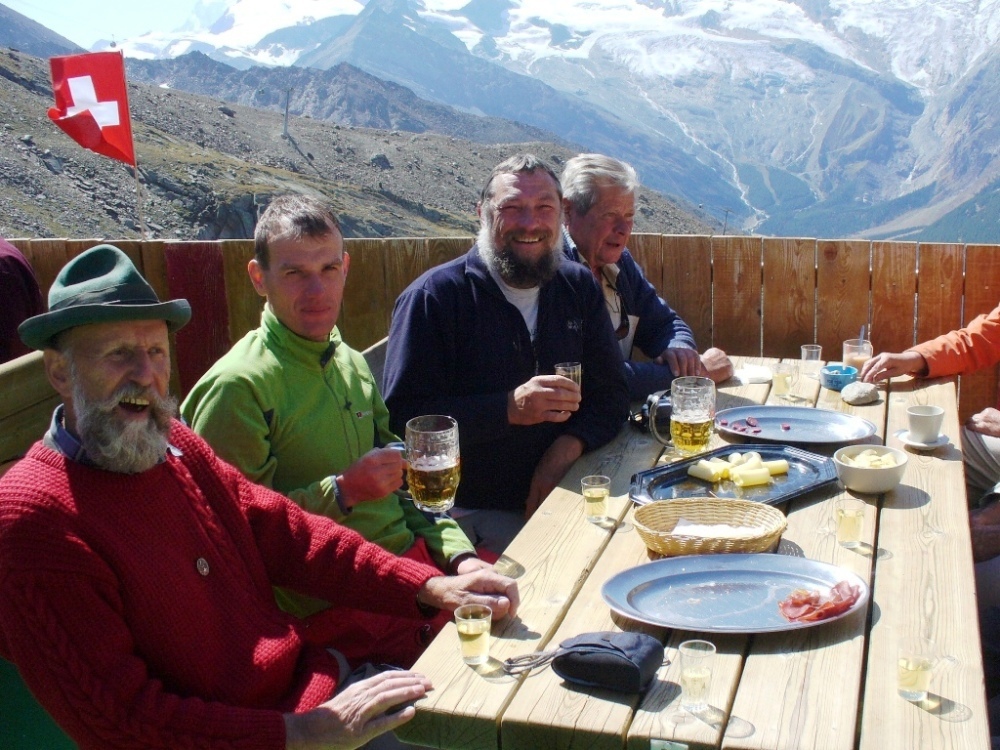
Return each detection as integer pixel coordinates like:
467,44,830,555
18,244,192,350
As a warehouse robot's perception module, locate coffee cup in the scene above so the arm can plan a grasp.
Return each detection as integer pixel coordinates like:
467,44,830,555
907,405,944,444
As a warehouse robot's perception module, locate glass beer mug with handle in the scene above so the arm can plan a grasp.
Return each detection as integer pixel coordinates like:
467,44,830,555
404,415,461,515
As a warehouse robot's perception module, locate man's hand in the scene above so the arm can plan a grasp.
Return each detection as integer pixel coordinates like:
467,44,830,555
656,347,701,377
700,347,734,383
336,448,405,509
417,568,520,619
860,351,927,383
451,554,493,576
284,670,431,750
967,407,1000,438
508,375,580,426
525,434,586,518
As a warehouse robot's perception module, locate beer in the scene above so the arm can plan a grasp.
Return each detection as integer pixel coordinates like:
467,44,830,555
583,486,608,521
897,656,933,700
680,666,712,708
408,456,461,513
773,370,791,397
455,604,491,665
670,416,712,454
836,506,864,548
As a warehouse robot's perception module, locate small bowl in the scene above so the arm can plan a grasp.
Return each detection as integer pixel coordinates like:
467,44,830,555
820,363,858,391
833,445,908,494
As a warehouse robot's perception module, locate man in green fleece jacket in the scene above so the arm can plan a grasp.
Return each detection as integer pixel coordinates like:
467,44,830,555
182,194,490,668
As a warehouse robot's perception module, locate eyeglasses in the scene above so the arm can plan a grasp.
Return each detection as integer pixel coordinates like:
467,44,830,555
603,271,630,341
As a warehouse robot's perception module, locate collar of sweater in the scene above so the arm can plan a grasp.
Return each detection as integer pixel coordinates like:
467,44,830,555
259,304,342,370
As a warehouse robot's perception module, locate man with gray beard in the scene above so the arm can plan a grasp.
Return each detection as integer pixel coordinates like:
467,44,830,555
0,244,519,750
383,154,629,552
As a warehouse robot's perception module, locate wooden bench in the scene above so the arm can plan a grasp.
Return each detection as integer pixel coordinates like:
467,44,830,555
0,351,56,479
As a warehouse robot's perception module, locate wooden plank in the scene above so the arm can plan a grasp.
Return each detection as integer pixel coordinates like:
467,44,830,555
0,395,60,465
661,235,713,349
871,241,917,355
860,378,991,750
914,243,963,345
342,238,390,351
628,233,664,296
959,245,1000,422
761,237,816,359
0,351,50,421
712,236,763,357
379,237,430,329
0,351,58,463
220,239,259,348
163,242,231,397
25,239,72,304
396,422,664,750
817,239,871,361
136,240,183,398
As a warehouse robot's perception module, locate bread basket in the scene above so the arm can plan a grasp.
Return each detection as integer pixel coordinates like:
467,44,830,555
633,497,787,557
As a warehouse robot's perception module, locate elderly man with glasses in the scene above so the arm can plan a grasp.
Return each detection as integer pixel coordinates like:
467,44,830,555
560,153,733,401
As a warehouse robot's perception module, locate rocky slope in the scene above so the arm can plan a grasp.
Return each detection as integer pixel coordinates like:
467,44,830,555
0,47,711,241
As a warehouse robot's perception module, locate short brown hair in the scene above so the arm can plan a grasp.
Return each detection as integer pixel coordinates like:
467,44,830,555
254,195,342,269
479,154,562,206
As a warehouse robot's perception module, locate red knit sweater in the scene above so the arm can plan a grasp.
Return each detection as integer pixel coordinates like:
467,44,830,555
0,422,439,749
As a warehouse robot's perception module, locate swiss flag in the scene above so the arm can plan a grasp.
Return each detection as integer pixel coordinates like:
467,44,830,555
48,51,136,166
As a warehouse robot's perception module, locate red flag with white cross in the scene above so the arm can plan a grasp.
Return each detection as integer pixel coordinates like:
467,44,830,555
47,51,136,166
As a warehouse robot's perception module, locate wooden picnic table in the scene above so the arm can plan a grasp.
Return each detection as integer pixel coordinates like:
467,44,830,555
395,356,991,750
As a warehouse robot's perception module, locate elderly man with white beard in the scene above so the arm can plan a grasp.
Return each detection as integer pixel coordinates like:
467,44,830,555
0,244,519,750
383,154,629,553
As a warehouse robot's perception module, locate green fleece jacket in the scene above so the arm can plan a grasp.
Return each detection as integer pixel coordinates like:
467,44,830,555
181,306,475,617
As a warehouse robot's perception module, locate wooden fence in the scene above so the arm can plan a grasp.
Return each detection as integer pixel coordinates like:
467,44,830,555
10,234,1000,422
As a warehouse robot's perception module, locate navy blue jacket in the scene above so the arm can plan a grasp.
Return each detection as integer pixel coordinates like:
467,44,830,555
564,232,697,400
383,245,629,512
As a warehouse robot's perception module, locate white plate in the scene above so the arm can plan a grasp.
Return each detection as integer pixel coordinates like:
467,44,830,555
895,429,949,451
602,553,869,633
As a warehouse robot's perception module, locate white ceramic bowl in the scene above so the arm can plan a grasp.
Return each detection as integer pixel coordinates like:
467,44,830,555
833,445,908,494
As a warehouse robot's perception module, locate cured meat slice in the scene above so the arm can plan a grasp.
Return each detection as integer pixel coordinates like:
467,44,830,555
778,580,861,622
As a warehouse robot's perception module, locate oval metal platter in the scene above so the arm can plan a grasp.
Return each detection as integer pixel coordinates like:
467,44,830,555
715,405,877,444
630,443,836,507
602,553,869,633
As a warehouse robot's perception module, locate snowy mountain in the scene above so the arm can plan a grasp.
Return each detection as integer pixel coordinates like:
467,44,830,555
97,0,1000,239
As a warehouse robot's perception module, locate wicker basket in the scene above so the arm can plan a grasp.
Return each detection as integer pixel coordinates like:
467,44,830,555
633,498,787,557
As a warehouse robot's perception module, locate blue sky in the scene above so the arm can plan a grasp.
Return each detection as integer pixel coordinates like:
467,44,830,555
6,0,199,48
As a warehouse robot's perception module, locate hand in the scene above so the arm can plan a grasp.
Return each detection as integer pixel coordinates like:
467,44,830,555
656,347,702,377
451,554,493,576
336,448,406,509
860,351,927,382
525,434,585,518
967,408,1000,438
417,568,520,620
284,670,431,750
700,347,734,383
508,375,581,426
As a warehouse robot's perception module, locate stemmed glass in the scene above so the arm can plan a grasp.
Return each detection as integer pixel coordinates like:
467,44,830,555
404,415,461,515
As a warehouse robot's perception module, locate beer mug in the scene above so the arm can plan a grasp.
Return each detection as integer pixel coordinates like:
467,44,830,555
669,376,715,454
404,415,461,515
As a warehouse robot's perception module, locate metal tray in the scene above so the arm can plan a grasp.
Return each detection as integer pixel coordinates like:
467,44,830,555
601,553,869,633
715,405,877,444
630,444,836,507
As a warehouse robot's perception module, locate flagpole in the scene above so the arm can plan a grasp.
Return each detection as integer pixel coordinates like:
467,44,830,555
132,163,147,239
117,50,146,239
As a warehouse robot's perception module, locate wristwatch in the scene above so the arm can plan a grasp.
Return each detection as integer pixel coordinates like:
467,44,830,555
332,474,351,515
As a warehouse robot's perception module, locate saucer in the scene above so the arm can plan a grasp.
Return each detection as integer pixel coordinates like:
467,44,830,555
895,429,949,450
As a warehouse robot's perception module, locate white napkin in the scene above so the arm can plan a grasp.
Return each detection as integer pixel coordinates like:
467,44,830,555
672,517,760,539
734,365,772,384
